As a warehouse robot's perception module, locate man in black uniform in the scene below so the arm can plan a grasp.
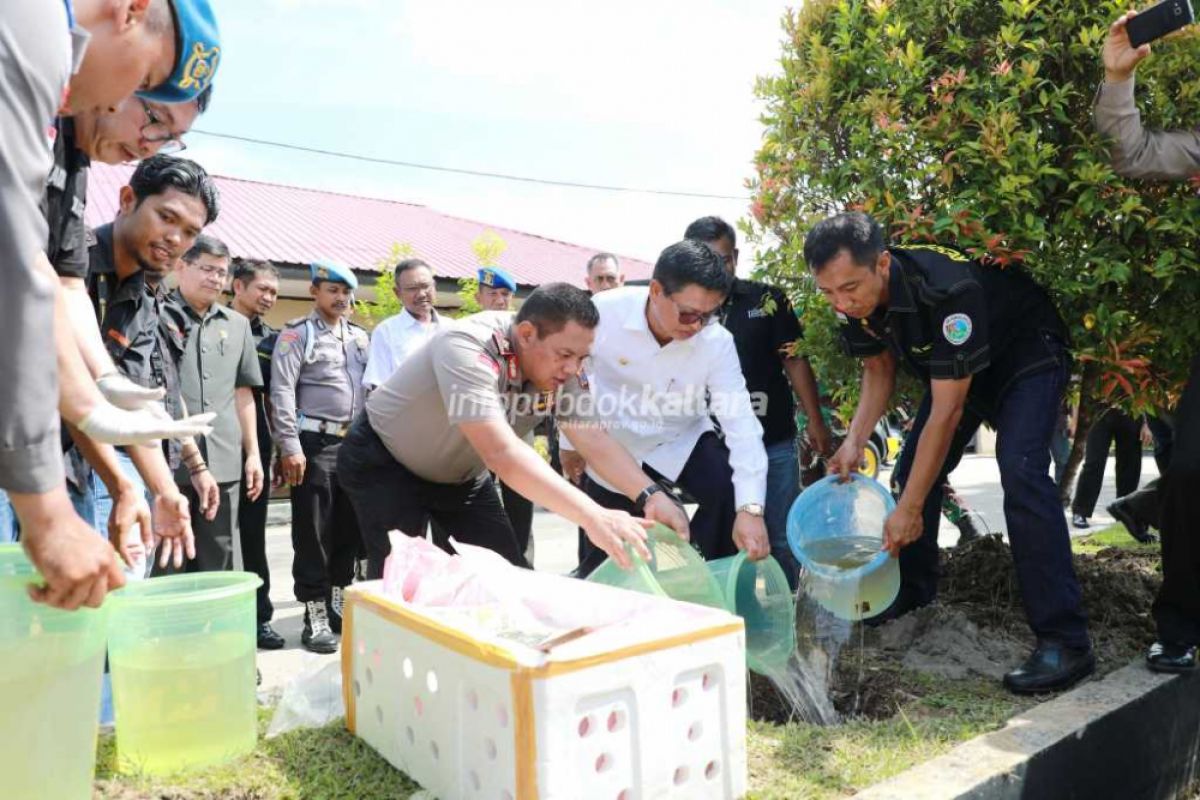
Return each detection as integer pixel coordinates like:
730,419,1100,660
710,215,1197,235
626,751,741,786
808,212,1092,694
230,259,284,649
88,156,223,570
683,216,833,588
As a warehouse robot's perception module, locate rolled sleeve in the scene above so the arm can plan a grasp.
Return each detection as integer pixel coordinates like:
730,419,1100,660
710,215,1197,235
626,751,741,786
431,331,506,423
707,335,767,507
929,287,991,381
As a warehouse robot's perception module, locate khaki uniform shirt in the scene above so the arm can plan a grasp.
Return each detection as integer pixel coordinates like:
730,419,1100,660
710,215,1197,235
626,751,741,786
366,311,561,483
174,296,263,484
270,311,369,457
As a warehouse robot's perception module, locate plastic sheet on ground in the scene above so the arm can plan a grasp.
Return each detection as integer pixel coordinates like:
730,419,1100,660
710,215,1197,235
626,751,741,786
267,655,344,738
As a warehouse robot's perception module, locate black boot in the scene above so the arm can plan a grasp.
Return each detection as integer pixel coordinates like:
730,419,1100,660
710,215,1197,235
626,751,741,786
257,622,285,650
955,514,982,546
301,600,338,654
1146,641,1197,674
1003,641,1095,695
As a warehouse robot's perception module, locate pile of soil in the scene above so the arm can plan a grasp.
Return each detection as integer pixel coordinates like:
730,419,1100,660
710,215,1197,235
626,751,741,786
749,535,1162,724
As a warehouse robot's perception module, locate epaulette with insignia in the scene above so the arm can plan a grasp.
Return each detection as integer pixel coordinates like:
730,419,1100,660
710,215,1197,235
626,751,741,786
284,317,307,327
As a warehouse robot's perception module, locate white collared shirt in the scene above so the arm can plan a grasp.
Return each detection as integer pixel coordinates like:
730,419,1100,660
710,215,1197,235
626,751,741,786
362,307,444,389
562,286,766,507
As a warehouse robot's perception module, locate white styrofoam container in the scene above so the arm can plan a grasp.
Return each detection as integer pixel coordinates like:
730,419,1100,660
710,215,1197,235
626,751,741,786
343,576,747,799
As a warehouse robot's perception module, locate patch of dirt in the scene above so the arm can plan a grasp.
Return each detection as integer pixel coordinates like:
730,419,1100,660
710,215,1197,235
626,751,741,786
748,535,1162,725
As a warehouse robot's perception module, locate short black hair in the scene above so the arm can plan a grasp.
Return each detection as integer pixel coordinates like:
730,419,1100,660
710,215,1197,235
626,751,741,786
683,216,737,247
586,252,619,274
803,211,885,273
182,233,229,263
232,259,279,285
393,258,431,282
515,282,599,337
128,154,219,225
652,239,733,296
195,85,213,115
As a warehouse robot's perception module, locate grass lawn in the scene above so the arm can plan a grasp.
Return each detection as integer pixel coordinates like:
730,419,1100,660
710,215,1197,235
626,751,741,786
94,673,1028,799
93,526,1155,798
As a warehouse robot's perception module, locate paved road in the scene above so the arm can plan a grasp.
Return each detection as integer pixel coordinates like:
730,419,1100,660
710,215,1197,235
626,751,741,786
256,453,1159,696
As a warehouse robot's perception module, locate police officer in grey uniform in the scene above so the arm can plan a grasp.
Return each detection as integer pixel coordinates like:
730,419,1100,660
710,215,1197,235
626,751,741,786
337,283,689,578
271,260,369,654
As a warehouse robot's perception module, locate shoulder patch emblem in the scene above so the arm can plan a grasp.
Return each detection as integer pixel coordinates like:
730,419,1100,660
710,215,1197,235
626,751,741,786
942,313,973,346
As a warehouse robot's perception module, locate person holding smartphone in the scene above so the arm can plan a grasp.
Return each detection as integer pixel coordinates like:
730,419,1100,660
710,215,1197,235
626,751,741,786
1095,10,1200,673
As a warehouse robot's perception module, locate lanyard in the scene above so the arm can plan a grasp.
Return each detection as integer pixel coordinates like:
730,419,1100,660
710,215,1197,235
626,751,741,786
63,0,75,30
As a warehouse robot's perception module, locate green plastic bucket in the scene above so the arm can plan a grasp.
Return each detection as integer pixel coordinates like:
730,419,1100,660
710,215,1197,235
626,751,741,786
0,544,109,799
707,553,796,674
108,571,261,774
587,525,726,610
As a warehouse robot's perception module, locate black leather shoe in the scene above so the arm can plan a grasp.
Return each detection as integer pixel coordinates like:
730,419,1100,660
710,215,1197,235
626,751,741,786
1003,642,1095,694
1071,513,1090,529
1147,641,1197,673
1107,499,1156,544
257,622,285,650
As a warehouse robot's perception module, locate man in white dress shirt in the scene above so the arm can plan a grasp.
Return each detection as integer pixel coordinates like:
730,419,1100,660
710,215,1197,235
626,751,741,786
561,239,770,575
363,259,443,391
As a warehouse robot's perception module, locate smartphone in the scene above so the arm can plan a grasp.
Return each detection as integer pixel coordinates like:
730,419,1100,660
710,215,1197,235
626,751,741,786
1126,0,1195,48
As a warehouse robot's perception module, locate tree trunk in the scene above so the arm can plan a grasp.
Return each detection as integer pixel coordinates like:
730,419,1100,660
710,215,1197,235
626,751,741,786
1059,361,1102,506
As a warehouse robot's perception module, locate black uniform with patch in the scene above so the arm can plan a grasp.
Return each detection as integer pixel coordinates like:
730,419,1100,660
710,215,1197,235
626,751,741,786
720,278,805,446
837,244,1067,417
42,117,90,278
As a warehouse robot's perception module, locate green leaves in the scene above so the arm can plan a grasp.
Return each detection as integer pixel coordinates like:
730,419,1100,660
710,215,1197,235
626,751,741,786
748,0,1200,412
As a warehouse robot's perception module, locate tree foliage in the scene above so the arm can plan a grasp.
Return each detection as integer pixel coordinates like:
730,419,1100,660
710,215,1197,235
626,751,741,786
748,0,1200,420
357,242,415,327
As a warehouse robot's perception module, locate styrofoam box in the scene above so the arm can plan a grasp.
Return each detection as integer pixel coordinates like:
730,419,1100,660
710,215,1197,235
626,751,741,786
342,575,747,799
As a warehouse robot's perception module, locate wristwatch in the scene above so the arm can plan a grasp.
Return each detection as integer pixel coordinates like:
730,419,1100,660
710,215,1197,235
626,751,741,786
737,503,764,517
634,483,664,513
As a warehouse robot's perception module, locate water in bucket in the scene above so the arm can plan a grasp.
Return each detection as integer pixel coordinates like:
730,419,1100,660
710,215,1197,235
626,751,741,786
0,544,109,799
787,474,899,621
108,572,261,774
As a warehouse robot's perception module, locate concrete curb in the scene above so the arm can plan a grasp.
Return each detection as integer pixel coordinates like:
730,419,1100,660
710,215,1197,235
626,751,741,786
856,662,1200,799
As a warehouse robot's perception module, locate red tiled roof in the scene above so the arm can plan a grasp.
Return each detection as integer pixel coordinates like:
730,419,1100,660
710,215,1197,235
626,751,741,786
85,163,652,288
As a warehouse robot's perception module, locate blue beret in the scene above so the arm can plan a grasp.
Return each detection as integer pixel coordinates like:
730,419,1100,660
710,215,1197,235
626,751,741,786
310,260,358,289
137,0,221,104
478,266,516,292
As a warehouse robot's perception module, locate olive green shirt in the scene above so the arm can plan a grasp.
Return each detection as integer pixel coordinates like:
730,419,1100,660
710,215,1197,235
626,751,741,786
174,295,263,484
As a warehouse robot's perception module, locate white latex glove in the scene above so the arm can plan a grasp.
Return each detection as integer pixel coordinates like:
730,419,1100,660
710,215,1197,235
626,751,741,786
77,400,216,446
96,371,166,411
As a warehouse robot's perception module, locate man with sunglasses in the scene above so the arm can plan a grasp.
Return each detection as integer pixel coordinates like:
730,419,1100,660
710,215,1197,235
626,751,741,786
684,216,832,589
565,239,770,576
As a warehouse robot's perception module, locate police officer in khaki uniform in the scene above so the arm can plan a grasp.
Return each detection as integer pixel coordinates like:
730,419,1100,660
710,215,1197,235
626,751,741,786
337,282,689,578
271,260,368,654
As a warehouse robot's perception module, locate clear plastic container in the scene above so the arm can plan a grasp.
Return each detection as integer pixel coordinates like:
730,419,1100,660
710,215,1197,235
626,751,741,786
707,553,795,674
108,572,261,774
787,474,899,621
0,544,109,800
587,524,726,610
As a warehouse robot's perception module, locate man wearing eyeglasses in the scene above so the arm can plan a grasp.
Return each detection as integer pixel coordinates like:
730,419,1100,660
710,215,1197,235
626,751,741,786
363,259,444,392
564,239,770,576
168,235,263,574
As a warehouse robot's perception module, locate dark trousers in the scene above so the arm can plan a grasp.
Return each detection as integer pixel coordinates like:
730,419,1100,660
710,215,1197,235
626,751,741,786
155,480,241,575
500,479,534,558
1154,351,1200,644
576,431,738,576
337,415,527,579
893,362,1089,648
1072,408,1143,518
238,448,273,624
291,432,361,603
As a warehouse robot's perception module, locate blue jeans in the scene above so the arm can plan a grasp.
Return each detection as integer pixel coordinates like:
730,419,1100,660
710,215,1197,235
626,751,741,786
893,360,1090,649
764,438,801,590
0,489,18,543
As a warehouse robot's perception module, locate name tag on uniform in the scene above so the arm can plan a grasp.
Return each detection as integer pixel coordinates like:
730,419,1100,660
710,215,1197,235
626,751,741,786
747,308,768,319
